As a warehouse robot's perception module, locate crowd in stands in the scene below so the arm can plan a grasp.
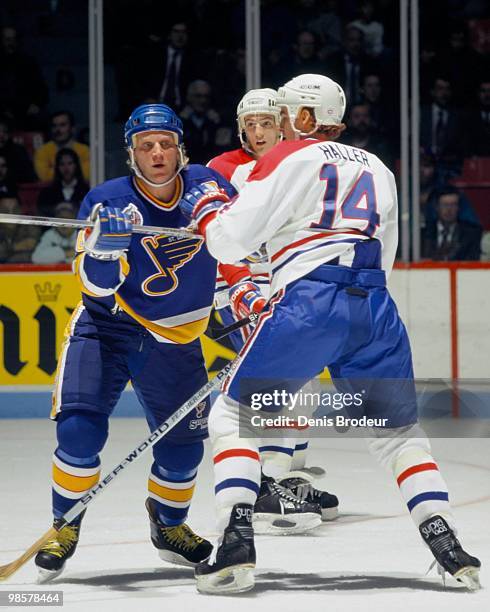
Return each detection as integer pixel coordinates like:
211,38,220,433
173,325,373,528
0,0,489,263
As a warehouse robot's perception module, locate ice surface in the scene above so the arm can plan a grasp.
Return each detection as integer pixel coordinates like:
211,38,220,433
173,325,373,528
0,419,488,611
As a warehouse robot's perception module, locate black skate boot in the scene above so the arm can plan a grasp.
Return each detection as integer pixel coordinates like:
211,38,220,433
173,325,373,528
279,474,339,521
35,512,85,583
419,515,481,590
253,473,322,534
146,498,212,567
195,503,256,594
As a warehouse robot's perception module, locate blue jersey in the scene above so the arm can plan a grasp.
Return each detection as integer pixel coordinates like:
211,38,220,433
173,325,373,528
74,165,236,343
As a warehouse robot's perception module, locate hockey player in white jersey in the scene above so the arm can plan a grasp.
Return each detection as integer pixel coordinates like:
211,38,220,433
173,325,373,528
208,88,338,532
181,74,481,594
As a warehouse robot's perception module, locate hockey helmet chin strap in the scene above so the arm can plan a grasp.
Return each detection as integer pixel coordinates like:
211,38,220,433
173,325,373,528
127,136,188,189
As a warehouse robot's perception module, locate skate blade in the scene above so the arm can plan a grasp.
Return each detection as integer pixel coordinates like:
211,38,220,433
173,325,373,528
254,512,321,535
196,564,255,595
37,566,64,584
288,466,326,480
158,549,201,568
454,566,481,591
321,506,339,521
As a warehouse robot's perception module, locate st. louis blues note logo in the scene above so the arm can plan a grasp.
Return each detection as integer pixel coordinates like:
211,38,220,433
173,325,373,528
189,401,208,430
141,235,202,296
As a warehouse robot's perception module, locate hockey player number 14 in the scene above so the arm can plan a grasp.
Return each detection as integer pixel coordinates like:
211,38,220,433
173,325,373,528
312,163,380,237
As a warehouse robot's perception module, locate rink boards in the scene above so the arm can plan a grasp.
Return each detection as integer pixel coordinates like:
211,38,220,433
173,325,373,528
0,263,489,417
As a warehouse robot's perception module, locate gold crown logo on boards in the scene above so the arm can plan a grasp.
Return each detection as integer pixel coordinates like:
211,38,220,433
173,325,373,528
34,282,61,303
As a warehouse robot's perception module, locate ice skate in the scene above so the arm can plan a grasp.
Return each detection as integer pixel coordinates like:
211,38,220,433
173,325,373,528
419,515,481,591
146,498,212,567
279,472,339,520
253,473,322,534
195,503,256,594
35,513,84,583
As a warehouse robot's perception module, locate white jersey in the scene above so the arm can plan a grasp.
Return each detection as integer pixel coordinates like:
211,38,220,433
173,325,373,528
206,138,398,298
207,148,271,308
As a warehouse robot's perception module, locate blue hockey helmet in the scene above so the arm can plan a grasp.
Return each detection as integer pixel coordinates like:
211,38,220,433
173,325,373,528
124,104,184,148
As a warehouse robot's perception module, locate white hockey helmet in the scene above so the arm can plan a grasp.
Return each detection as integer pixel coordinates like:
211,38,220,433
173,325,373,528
277,74,346,130
237,88,281,147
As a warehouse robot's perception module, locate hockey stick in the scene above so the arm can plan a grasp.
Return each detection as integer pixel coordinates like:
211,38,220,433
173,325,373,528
207,311,259,340
0,357,239,581
0,213,199,240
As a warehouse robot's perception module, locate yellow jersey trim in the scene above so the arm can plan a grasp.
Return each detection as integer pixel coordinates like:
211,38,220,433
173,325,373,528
134,175,183,210
115,294,210,344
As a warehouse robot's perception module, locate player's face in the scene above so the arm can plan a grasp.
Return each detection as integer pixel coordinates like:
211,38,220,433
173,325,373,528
243,114,280,158
133,131,179,183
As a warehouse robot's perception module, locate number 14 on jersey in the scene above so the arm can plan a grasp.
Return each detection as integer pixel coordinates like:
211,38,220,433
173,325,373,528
312,163,380,237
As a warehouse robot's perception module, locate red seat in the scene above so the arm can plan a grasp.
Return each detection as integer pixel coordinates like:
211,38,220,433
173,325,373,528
450,158,490,230
17,182,48,216
11,131,45,158
468,19,490,54
456,158,490,185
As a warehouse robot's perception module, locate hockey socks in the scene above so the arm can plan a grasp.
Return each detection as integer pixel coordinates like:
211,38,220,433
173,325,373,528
147,464,197,526
394,447,452,527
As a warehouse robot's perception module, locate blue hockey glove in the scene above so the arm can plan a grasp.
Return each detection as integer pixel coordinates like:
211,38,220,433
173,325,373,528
229,280,267,320
180,183,230,234
84,203,133,260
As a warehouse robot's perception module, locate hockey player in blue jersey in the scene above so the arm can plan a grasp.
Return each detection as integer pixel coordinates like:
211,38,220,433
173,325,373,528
34,104,236,582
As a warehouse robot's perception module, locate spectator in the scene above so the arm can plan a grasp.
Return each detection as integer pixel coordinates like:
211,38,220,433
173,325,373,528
419,152,481,230
360,73,395,140
261,1,298,64
349,0,384,57
34,111,90,182
212,47,246,127
0,154,17,197
141,22,198,112
423,188,482,261
437,23,487,108
467,80,490,156
37,148,89,218
0,117,37,183
180,80,225,164
32,201,77,264
326,25,370,105
0,196,40,263
0,26,49,129
419,39,440,105
419,153,443,233
341,103,392,165
420,76,466,167
273,30,325,87
305,0,342,59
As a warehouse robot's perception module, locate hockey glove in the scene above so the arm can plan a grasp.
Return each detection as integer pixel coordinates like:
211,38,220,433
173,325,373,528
180,184,230,234
84,203,133,260
229,280,267,320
